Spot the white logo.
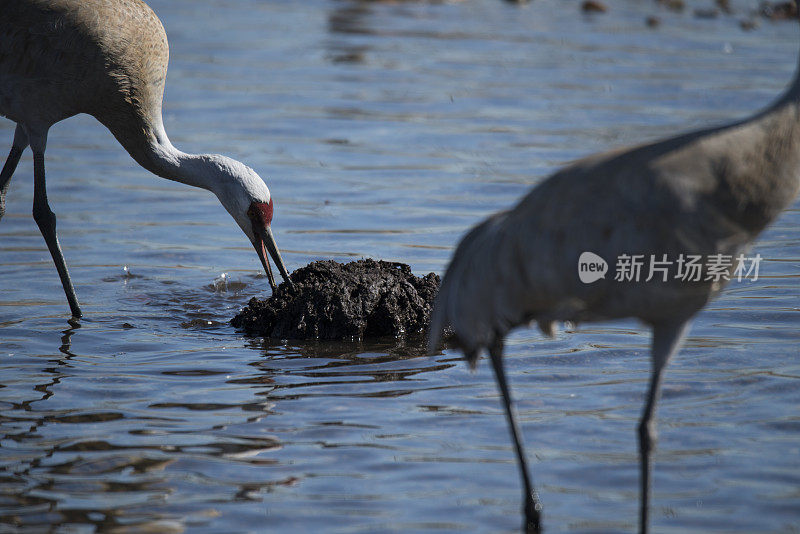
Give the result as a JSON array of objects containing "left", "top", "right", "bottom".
[{"left": 578, "top": 252, "right": 608, "bottom": 283}]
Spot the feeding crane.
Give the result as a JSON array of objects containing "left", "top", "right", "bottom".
[{"left": 0, "top": 0, "right": 293, "bottom": 318}]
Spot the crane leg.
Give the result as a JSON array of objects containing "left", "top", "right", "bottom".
[
  {"left": 637, "top": 320, "right": 690, "bottom": 534},
  {"left": 0, "top": 125, "right": 29, "bottom": 221},
  {"left": 488, "top": 338, "right": 543, "bottom": 533},
  {"left": 31, "top": 148, "right": 82, "bottom": 318}
]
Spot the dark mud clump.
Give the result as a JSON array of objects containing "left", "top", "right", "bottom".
[{"left": 231, "top": 259, "right": 440, "bottom": 340}]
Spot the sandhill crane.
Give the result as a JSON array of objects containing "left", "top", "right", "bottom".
[
  {"left": 429, "top": 14, "right": 800, "bottom": 534},
  {"left": 0, "top": 0, "right": 292, "bottom": 318}
]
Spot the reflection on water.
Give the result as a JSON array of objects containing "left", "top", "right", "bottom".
[
  {"left": 328, "top": 2, "right": 372, "bottom": 63},
  {"left": 1, "top": 0, "right": 799, "bottom": 532}
]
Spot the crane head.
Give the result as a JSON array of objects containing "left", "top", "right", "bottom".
[
  {"left": 246, "top": 198, "right": 293, "bottom": 292},
  {"left": 205, "top": 154, "right": 293, "bottom": 292}
]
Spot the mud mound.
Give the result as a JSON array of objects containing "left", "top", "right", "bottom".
[{"left": 231, "top": 259, "right": 440, "bottom": 340}]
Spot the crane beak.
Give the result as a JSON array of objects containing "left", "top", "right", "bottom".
[{"left": 253, "top": 225, "right": 293, "bottom": 292}]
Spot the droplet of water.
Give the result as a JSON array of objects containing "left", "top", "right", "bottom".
[
  {"left": 213, "top": 273, "right": 229, "bottom": 292},
  {"left": 122, "top": 265, "right": 134, "bottom": 282}
]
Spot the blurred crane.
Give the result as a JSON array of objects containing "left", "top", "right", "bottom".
[{"left": 430, "top": 14, "right": 800, "bottom": 534}]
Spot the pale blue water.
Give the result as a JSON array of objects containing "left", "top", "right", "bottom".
[{"left": 1, "top": 1, "right": 798, "bottom": 532}]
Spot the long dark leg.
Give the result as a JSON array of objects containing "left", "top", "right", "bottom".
[
  {"left": 638, "top": 320, "right": 690, "bottom": 534},
  {"left": 31, "top": 146, "right": 82, "bottom": 318},
  {"left": 488, "top": 338, "right": 542, "bottom": 533},
  {"left": 0, "top": 125, "right": 28, "bottom": 221}
]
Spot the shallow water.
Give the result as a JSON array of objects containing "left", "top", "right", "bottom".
[{"left": 1, "top": 0, "right": 799, "bottom": 532}]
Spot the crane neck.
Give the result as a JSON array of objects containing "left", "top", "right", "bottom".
[
  {"left": 111, "top": 120, "right": 223, "bottom": 195},
  {"left": 146, "top": 136, "right": 218, "bottom": 192},
  {"left": 742, "top": 22, "right": 800, "bottom": 129},
  {"left": 776, "top": 5, "right": 800, "bottom": 106}
]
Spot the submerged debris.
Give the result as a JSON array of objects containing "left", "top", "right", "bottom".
[
  {"left": 231, "top": 259, "right": 440, "bottom": 340},
  {"left": 657, "top": 0, "right": 685, "bottom": 12},
  {"left": 581, "top": 0, "right": 607, "bottom": 13},
  {"left": 760, "top": 0, "right": 797, "bottom": 19}
]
